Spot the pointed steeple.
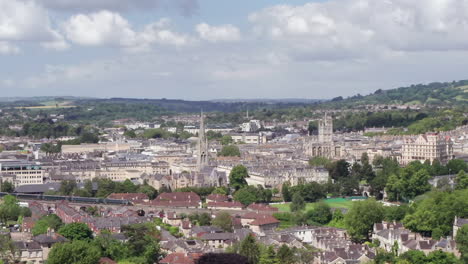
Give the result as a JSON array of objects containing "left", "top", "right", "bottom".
[{"left": 197, "top": 111, "right": 208, "bottom": 171}]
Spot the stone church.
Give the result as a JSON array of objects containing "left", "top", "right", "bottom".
[{"left": 304, "top": 113, "right": 342, "bottom": 159}]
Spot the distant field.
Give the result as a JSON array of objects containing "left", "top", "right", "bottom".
[
  {"left": 272, "top": 198, "right": 354, "bottom": 213},
  {"left": 456, "top": 85, "right": 468, "bottom": 92},
  {"left": 15, "top": 101, "right": 75, "bottom": 109}
]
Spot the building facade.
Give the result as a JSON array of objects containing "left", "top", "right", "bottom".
[{"left": 401, "top": 133, "right": 453, "bottom": 165}]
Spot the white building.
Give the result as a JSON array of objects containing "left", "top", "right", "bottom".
[{"left": 401, "top": 133, "right": 454, "bottom": 165}]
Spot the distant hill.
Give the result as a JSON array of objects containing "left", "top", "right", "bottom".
[{"left": 328, "top": 80, "right": 468, "bottom": 107}]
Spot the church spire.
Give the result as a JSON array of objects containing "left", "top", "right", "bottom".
[{"left": 197, "top": 111, "right": 208, "bottom": 171}]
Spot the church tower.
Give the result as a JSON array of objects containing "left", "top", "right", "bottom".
[
  {"left": 318, "top": 113, "right": 333, "bottom": 143},
  {"left": 197, "top": 111, "right": 208, "bottom": 171}
]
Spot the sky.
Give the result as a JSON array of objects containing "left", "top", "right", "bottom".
[{"left": 1, "top": 0, "right": 468, "bottom": 100}]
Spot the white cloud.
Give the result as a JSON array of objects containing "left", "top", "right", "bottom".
[
  {"left": 63, "top": 12, "right": 190, "bottom": 50},
  {"left": 0, "top": 0, "right": 65, "bottom": 43},
  {"left": 63, "top": 11, "right": 136, "bottom": 46},
  {"left": 196, "top": 23, "right": 241, "bottom": 43},
  {"left": 0, "top": 41, "right": 20, "bottom": 54},
  {"left": 249, "top": 0, "right": 468, "bottom": 61}
]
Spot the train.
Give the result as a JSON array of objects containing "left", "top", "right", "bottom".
[{"left": 0, "top": 192, "right": 131, "bottom": 205}]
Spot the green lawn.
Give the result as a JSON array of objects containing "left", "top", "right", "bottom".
[{"left": 272, "top": 198, "right": 354, "bottom": 213}]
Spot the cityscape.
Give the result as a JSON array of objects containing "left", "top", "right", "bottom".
[{"left": 1, "top": 1, "right": 468, "bottom": 264}]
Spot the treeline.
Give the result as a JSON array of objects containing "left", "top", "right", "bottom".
[{"left": 53, "top": 179, "right": 159, "bottom": 199}]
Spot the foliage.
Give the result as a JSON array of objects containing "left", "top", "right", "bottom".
[
  {"left": 154, "top": 218, "right": 182, "bottom": 237},
  {"left": 221, "top": 135, "right": 234, "bottom": 145},
  {"left": 277, "top": 245, "right": 295, "bottom": 264},
  {"left": 175, "top": 186, "right": 215, "bottom": 198},
  {"left": 58, "top": 223, "right": 93, "bottom": 241},
  {"left": 455, "top": 170, "right": 468, "bottom": 190},
  {"left": 219, "top": 145, "right": 241, "bottom": 157},
  {"left": 344, "top": 198, "right": 384, "bottom": 242},
  {"left": 289, "top": 182, "right": 327, "bottom": 203},
  {"left": 212, "top": 211, "right": 233, "bottom": 232},
  {"left": 233, "top": 185, "right": 272, "bottom": 206},
  {"left": 188, "top": 213, "right": 212, "bottom": 226},
  {"left": 290, "top": 192, "right": 305, "bottom": 212},
  {"left": 0, "top": 195, "right": 30, "bottom": 223},
  {"left": 282, "top": 182, "right": 292, "bottom": 202},
  {"left": 41, "top": 142, "right": 62, "bottom": 154},
  {"left": 229, "top": 165, "right": 249, "bottom": 191},
  {"left": 403, "top": 189, "right": 468, "bottom": 238},
  {"left": 0, "top": 181, "right": 14, "bottom": 193},
  {"left": 239, "top": 234, "right": 260, "bottom": 264},
  {"left": 121, "top": 223, "right": 161, "bottom": 264},
  {"left": 234, "top": 187, "right": 258, "bottom": 206},
  {"left": 32, "top": 214, "right": 64, "bottom": 236},
  {"left": 47, "top": 240, "right": 102, "bottom": 264},
  {"left": 304, "top": 202, "right": 332, "bottom": 225},
  {"left": 327, "top": 210, "right": 346, "bottom": 229},
  {"left": 456, "top": 224, "right": 468, "bottom": 263},
  {"left": 385, "top": 162, "right": 432, "bottom": 202},
  {"left": 259, "top": 246, "right": 280, "bottom": 264},
  {"left": 0, "top": 234, "right": 17, "bottom": 264}
]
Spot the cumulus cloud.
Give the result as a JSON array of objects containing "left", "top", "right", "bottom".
[
  {"left": 63, "top": 11, "right": 136, "bottom": 46},
  {"left": 249, "top": 0, "right": 468, "bottom": 61},
  {"left": 196, "top": 23, "right": 241, "bottom": 43},
  {"left": 63, "top": 12, "right": 190, "bottom": 50},
  {"left": 27, "top": 0, "right": 199, "bottom": 16},
  {"left": 0, "top": 0, "right": 66, "bottom": 43}
]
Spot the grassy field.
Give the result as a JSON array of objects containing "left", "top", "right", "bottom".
[
  {"left": 15, "top": 101, "right": 75, "bottom": 109},
  {"left": 272, "top": 198, "right": 354, "bottom": 213}
]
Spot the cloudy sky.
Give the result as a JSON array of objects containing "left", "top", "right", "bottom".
[{"left": 1, "top": 0, "right": 468, "bottom": 100}]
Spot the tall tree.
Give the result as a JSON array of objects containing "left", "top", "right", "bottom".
[
  {"left": 259, "top": 246, "right": 280, "bottom": 264},
  {"left": 239, "top": 234, "right": 260, "bottom": 264},
  {"left": 290, "top": 192, "right": 305, "bottom": 212},
  {"left": 344, "top": 199, "right": 384, "bottom": 242},
  {"left": 229, "top": 165, "right": 249, "bottom": 191},
  {"left": 455, "top": 170, "right": 468, "bottom": 190},
  {"left": 456, "top": 224, "right": 468, "bottom": 263},
  {"left": 282, "top": 182, "right": 292, "bottom": 202}
]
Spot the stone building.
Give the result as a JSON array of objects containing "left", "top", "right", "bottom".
[
  {"left": 401, "top": 133, "right": 454, "bottom": 165},
  {"left": 304, "top": 114, "right": 342, "bottom": 159}
]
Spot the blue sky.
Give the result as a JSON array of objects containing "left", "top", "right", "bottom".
[{"left": 1, "top": 0, "right": 468, "bottom": 99}]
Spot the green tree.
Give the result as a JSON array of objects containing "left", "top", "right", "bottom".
[
  {"left": 344, "top": 199, "right": 384, "bottom": 242},
  {"left": 32, "top": 214, "right": 63, "bottom": 236},
  {"left": 123, "top": 130, "right": 137, "bottom": 138},
  {"left": 47, "top": 240, "right": 101, "bottom": 264},
  {"left": 277, "top": 245, "right": 295, "bottom": 264},
  {"left": 398, "top": 250, "right": 427, "bottom": 264},
  {"left": 455, "top": 170, "right": 468, "bottom": 190},
  {"left": 0, "top": 195, "right": 22, "bottom": 222},
  {"left": 234, "top": 187, "right": 258, "bottom": 206},
  {"left": 282, "top": 182, "right": 292, "bottom": 202},
  {"left": 212, "top": 211, "right": 233, "bottom": 232},
  {"left": 447, "top": 159, "right": 467, "bottom": 175},
  {"left": 58, "top": 223, "right": 93, "bottom": 241},
  {"left": 456, "top": 224, "right": 468, "bottom": 263},
  {"left": 305, "top": 202, "right": 332, "bottom": 225},
  {"left": 426, "top": 250, "right": 460, "bottom": 264},
  {"left": 219, "top": 145, "right": 241, "bottom": 157},
  {"left": 309, "top": 156, "right": 331, "bottom": 167},
  {"left": 138, "top": 184, "right": 158, "bottom": 200},
  {"left": 290, "top": 192, "right": 305, "bottom": 212},
  {"left": 221, "top": 135, "right": 234, "bottom": 145},
  {"left": 0, "top": 181, "right": 14, "bottom": 193},
  {"left": 229, "top": 165, "right": 249, "bottom": 191},
  {"left": 239, "top": 234, "right": 260, "bottom": 264},
  {"left": 59, "top": 180, "right": 77, "bottom": 196},
  {"left": 259, "top": 246, "right": 280, "bottom": 264}
]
